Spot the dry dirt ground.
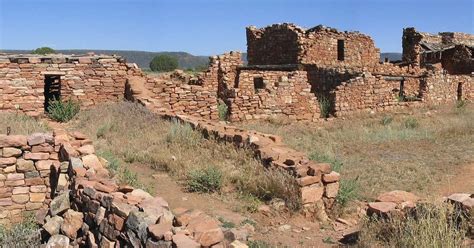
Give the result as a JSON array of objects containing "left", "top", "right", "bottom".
[{"left": 2, "top": 102, "right": 471, "bottom": 247}]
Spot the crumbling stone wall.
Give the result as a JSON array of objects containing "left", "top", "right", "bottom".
[
  {"left": 226, "top": 67, "right": 320, "bottom": 121},
  {"left": 247, "top": 23, "right": 380, "bottom": 68},
  {"left": 402, "top": 27, "right": 474, "bottom": 72},
  {"left": 331, "top": 73, "right": 426, "bottom": 116},
  {"left": 441, "top": 45, "right": 474, "bottom": 75},
  {"left": 424, "top": 71, "right": 473, "bottom": 104},
  {"left": 0, "top": 54, "right": 140, "bottom": 116},
  {"left": 0, "top": 133, "right": 61, "bottom": 225},
  {"left": 126, "top": 58, "right": 221, "bottom": 120}
]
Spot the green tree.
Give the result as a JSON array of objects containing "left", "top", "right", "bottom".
[
  {"left": 31, "top": 47, "right": 56, "bottom": 55},
  {"left": 149, "top": 54, "right": 179, "bottom": 72}
]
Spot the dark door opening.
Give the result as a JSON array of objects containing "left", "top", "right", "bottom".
[
  {"left": 337, "top": 39, "right": 345, "bottom": 61},
  {"left": 457, "top": 82, "right": 463, "bottom": 101},
  {"left": 399, "top": 79, "right": 405, "bottom": 100},
  {"left": 44, "top": 75, "right": 61, "bottom": 112}
]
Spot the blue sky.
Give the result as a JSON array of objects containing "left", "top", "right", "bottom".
[{"left": 0, "top": 0, "right": 472, "bottom": 55}]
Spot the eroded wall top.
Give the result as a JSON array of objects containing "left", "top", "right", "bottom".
[{"left": 246, "top": 23, "right": 380, "bottom": 68}]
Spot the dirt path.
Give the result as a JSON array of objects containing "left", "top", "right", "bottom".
[
  {"left": 438, "top": 163, "right": 474, "bottom": 196},
  {"left": 128, "top": 163, "right": 340, "bottom": 247}
]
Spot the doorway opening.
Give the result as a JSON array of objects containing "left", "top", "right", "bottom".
[
  {"left": 44, "top": 75, "right": 61, "bottom": 112},
  {"left": 457, "top": 82, "right": 463, "bottom": 101}
]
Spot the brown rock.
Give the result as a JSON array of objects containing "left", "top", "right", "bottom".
[
  {"left": 376, "top": 190, "right": 419, "bottom": 204},
  {"left": 24, "top": 152, "right": 50, "bottom": 160},
  {"left": 70, "top": 131, "right": 87, "bottom": 140},
  {"left": 35, "top": 160, "right": 53, "bottom": 170},
  {"left": 12, "top": 186, "right": 29, "bottom": 195},
  {"left": 325, "top": 182, "right": 340, "bottom": 198},
  {"left": 367, "top": 202, "right": 397, "bottom": 216},
  {"left": 308, "top": 162, "right": 331, "bottom": 175},
  {"left": 78, "top": 145, "right": 95, "bottom": 155},
  {"left": 172, "top": 233, "right": 200, "bottom": 248},
  {"left": 16, "top": 159, "right": 35, "bottom": 172},
  {"left": 82, "top": 154, "right": 103, "bottom": 170},
  {"left": 296, "top": 175, "right": 320, "bottom": 186},
  {"left": 301, "top": 184, "right": 324, "bottom": 204},
  {"left": 59, "top": 143, "right": 79, "bottom": 161},
  {"left": 27, "top": 133, "right": 46, "bottom": 146},
  {"left": 0, "top": 157, "right": 17, "bottom": 166},
  {"left": 148, "top": 222, "right": 173, "bottom": 240},
  {"left": 0, "top": 135, "right": 27, "bottom": 148},
  {"left": 61, "top": 209, "right": 84, "bottom": 239},
  {"left": 30, "top": 192, "right": 46, "bottom": 202},
  {"left": 322, "top": 171, "right": 340, "bottom": 183},
  {"left": 2, "top": 147, "right": 22, "bottom": 157},
  {"left": 7, "top": 173, "right": 24, "bottom": 181},
  {"left": 12, "top": 194, "right": 29, "bottom": 204}
]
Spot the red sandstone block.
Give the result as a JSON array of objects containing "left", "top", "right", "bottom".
[{"left": 24, "top": 152, "right": 50, "bottom": 160}]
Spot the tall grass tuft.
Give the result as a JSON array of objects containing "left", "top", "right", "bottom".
[
  {"left": 318, "top": 95, "right": 331, "bottom": 118},
  {"left": 217, "top": 102, "right": 229, "bottom": 121},
  {"left": 358, "top": 203, "right": 467, "bottom": 248}
]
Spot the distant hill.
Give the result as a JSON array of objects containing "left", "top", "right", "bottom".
[
  {"left": 0, "top": 49, "right": 210, "bottom": 70},
  {"left": 380, "top": 53, "right": 402, "bottom": 62}
]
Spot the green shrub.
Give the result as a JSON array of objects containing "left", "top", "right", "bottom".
[
  {"left": 217, "top": 102, "right": 228, "bottom": 121},
  {"left": 47, "top": 98, "right": 80, "bottom": 122},
  {"left": 0, "top": 214, "right": 40, "bottom": 247},
  {"left": 187, "top": 166, "right": 223, "bottom": 193},
  {"left": 31, "top": 47, "right": 56, "bottom": 55},
  {"left": 455, "top": 100, "right": 467, "bottom": 109},
  {"left": 380, "top": 115, "right": 393, "bottom": 126},
  {"left": 166, "top": 120, "right": 200, "bottom": 147},
  {"left": 404, "top": 117, "right": 419, "bottom": 129},
  {"left": 248, "top": 240, "right": 272, "bottom": 248},
  {"left": 149, "top": 54, "right": 179, "bottom": 72},
  {"left": 336, "top": 178, "right": 359, "bottom": 206},
  {"left": 318, "top": 95, "right": 331, "bottom": 118}
]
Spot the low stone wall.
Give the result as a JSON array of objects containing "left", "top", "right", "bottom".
[
  {"left": 0, "top": 130, "right": 237, "bottom": 247},
  {"left": 163, "top": 113, "right": 340, "bottom": 217},
  {"left": 424, "top": 72, "right": 473, "bottom": 104},
  {"left": 0, "top": 133, "right": 66, "bottom": 225}
]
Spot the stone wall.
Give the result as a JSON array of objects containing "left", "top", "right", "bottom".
[
  {"left": 126, "top": 55, "right": 226, "bottom": 120},
  {"left": 0, "top": 54, "right": 140, "bottom": 116},
  {"left": 0, "top": 133, "right": 60, "bottom": 225},
  {"left": 246, "top": 23, "right": 380, "bottom": 68},
  {"left": 332, "top": 73, "right": 425, "bottom": 116},
  {"left": 402, "top": 27, "right": 474, "bottom": 72},
  {"left": 424, "top": 72, "right": 473, "bottom": 104},
  {"left": 226, "top": 67, "right": 320, "bottom": 121}
]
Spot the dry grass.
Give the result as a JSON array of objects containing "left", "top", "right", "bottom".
[
  {"left": 0, "top": 113, "right": 50, "bottom": 135},
  {"left": 71, "top": 101, "right": 301, "bottom": 211},
  {"left": 239, "top": 104, "right": 474, "bottom": 200},
  {"left": 357, "top": 203, "right": 468, "bottom": 248}
]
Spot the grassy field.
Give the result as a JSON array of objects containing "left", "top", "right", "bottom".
[
  {"left": 0, "top": 113, "right": 50, "bottom": 135},
  {"left": 239, "top": 104, "right": 474, "bottom": 200},
  {"left": 70, "top": 102, "right": 301, "bottom": 211}
]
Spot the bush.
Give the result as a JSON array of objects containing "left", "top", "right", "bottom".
[
  {"left": 47, "top": 98, "right": 80, "bottom": 122},
  {"left": 31, "top": 47, "right": 56, "bottom": 55},
  {"left": 358, "top": 203, "right": 467, "bottom": 247},
  {"left": 318, "top": 95, "right": 331, "bottom": 118},
  {"left": 217, "top": 102, "right": 228, "bottom": 121},
  {"left": 187, "top": 166, "right": 223, "bottom": 193},
  {"left": 0, "top": 214, "right": 41, "bottom": 247},
  {"left": 404, "top": 117, "right": 419, "bottom": 129},
  {"left": 336, "top": 178, "right": 359, "bottom": 206},
  {"left": 149, "top": 55, "right": 179, "bottom": 72},
  {"left": 380, "top": 115, "right": 393, "bottom": 126}
]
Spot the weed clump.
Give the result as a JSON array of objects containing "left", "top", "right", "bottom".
[
  {"left": 0, "top": 214, "right": 40, "bottom": 247},
  {"left": 187, "top": 166, "right": 223, "bottom": 193},
  {"left": 380, "top": 115, "right": 393, "bottom": 126},
  {"left": 47, "top": 98, "right": 80, "bottom": 122},
  {"left": 336, "top": 178, "right": 359, "bottom": 206},
  {"left": 358, "top": 203, "right": 467, "bottom": 248},
  {"left": 404, "top": 117, "right": 419, "bottom": 129},
  {"left": 318, "top": 95, "right": 331, "bottom": 118},
  {"left": 217, "top": 102, "right": 228, "bottom": 121}
]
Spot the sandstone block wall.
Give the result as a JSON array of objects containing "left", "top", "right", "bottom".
[
  {"left": 246, "top": 23, "right": 380, "bottom": 68},
  {"left": 126, "top": 56, "right": 224, "bottom": 120},
  {"left": 0, "top": 54, "right": 140, "bottom": 116},
  {"left": 424, "top": 72, "right": 473, "bottom": 104},
  {"left": 0, "top": 132, "right": 75, "bottom": 225},
  {"left": 227, "top": 68, "right": 320, "bottom": 121},
  {"left": 331, "top": 73, "right": 424, "bottom": 116}
]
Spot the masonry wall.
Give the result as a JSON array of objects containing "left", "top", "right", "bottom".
[
  {"left": 246, "top": 24, "right": 380, "bottom": 68},
  {"left": 227, "top": 69, "right": 319, "bottom": 121},
  {"left": 0, "top": 55, "right": 138, "bottom": 116},
  {"left": 0, "top": 133, "right": 68, "bottom": 225},
  {"left": 424, "top": 72, "right": 473, "bottom": 104},
  {"left": 332, "top": 74, "right": 424, "bottom": 116},
  {"left": 441, "top": 45, "right": 474, "bottom": 75}
]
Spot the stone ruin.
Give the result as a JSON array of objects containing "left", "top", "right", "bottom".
[{"left": 0, "top": 22, "right": 473, "bottom": 246}]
